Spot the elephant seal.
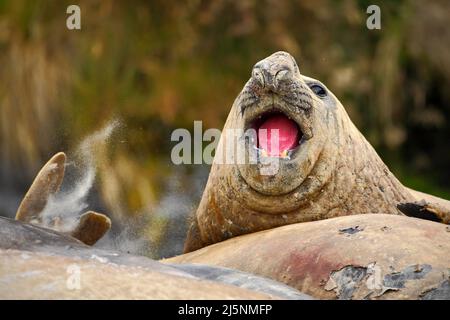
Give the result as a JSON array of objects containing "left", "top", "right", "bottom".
[
  {"left": 184, "top": 51, "right": 450, "bottom": 252},
  {"left": 0, "top": 216, "right": 311, "bottom": 300},
  {"left": 169, "top": 214, "right": 450, "bottom": 300}
]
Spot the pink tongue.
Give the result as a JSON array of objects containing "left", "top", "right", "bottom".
[{"left": 258, "top": 114, "right": 299, "bottom": 156}]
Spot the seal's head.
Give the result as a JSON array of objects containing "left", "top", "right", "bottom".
[
  {"left": 185, "top": 51, "right": 413, "bottom": 252},
  {"left": 234, "top": 51, "right": 338, "bottom": 205}
]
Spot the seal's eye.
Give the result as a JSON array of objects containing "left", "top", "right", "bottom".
[{"left": 309, "top": 84, "right": 327, "bottom": 98}]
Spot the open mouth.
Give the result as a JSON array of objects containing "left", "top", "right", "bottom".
[{"left": 248, "top": 111, "right": 303, "bottom": 159}]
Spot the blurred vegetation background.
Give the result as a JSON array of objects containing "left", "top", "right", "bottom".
[{"left": 1, "top": 0, "right": 449, "bottom": 258}]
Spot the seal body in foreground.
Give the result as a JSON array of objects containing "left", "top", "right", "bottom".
[
  {"left": 0, "top": 217, "right": 311, "bottom": 300},
  {"left": 184, "top": 51, "right": 450, "bottom": 252},
  {"left": 170, "top": 214, "right": 450, "bottom": 300}
]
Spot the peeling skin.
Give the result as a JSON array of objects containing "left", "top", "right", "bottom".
[
  {"left": 169, "top": 214, "right": 450, "bottom": 300},
  {"left": 420, "top": 280, "right": 450, "bottom": 300},
  {"left": 184, "top": 51, "right": 450, "bottom": 253},
  {"left": 325, "top": 266, "right": 367, "bottom": 300},
  {"left": 339, "top": 225, "right": 364, "bottom": 235},
  {"left": 383, "top": 264, "right": 432, "bottom": 289},
  {"left": 325, "top": 264, "right": 433, "bottom": 300}
]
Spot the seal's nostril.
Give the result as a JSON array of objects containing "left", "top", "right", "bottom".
[
  {"left": 275, "top": 69, "right": 290, "bottom": 87},
  {"left": 252, "top": 68, "right": 265, "bottom": 87}
]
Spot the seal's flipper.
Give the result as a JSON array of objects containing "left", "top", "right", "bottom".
[
  {"left": 15, "top": 152, "right": 66, "bottom": 223},
  {"left": 70, "top": 211, "right": 111, "bottom": 245},
  {"left": 398, "top": 188, "right": 450, "bottom": 224},
  {"left": 15, "top": 152, "right": 111, "bottom": 245}
]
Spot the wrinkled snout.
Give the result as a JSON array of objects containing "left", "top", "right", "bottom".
[{"left": 251, "top": 51, "right": 300, "bottom": 93}]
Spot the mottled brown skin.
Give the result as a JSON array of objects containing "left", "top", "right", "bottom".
[
  {"left": 171, "top": 214, "right": 450, "bottom": 300},
  {"left": 184, "top": 51, "right": 450, "bottom": 253}
]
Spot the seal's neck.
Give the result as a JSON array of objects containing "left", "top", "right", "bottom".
[
  {"left": 192, "top": 104, "right": 415, "bottom": 248},
  {"left": 321, "top": 111, "right": 413, "bottom": 217}
]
